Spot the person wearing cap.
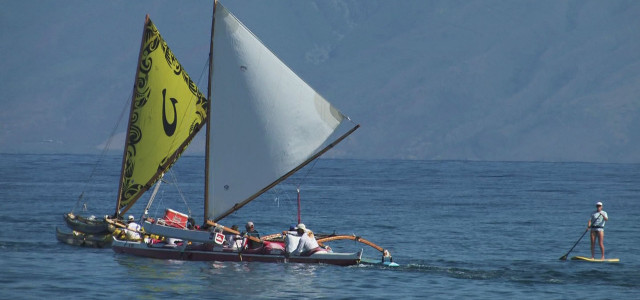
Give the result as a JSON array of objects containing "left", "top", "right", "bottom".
[
  {"left": 292, "top": 223, "right": 324, "bottom": 256},
  {"left": 283, "top": 224, "right": 302, "bottom": 256},
  {"left": 242, "top": 221, "right": 261, "bottom": 249},
  {"left": 587, "top": 202, "right": 609, "bottom": 259},
  {"left": 125, "top": 215, "right": 142, "bottom": 240}
]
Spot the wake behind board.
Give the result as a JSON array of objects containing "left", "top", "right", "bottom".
[{"left": 571, "top": 256, "right": 619, "bottom": 263}]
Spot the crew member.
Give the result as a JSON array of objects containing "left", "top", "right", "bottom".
[
  {"left": 587, "top": 201, "right": 609, "bottom": 259},
  {"left": 125, "top": 215, "right": 142, "bottom": 240},
  {"left": 293, "top": 224, "right": 324, "bottom": 256},
  {"left": 243, "top": 221, "right": 261, "bottom": 249},
  {"left": 284, "top": 224, "right": 301, "bottom": 256}
]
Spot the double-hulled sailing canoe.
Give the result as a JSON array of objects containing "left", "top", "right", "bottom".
[{"left": 106, "top": 0, "right": 393, "bottom": 266}]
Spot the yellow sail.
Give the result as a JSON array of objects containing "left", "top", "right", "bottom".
[{"left": 116, "top": 16, "right": 208, "bottom": 215}]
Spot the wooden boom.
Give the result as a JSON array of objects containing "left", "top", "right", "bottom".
[
  {"left": 206, "top": 220, "right": 262, "bottom": 244},
  {"left": 316, "top": 235, "right": 392, "bottom": 259}
]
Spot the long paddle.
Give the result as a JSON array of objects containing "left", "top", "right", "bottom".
[
  {"left": 559, "top": 213, "right": 601, "bottom": 260},
  {"left": 559, "top": 228, "right": 589, "bottom": 260}
]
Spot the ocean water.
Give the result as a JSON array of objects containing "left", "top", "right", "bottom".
[{"left": 1, "top": 153, "right": 639, "bottom": 299}]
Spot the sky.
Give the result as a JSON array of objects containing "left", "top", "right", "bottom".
[{"left": 2, "top": 0, "right": 639, "bottom": 163}]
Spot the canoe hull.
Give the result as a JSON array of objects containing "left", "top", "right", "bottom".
[
  {"left": 112, "top": 237, "right": 362, "bottom": 266},
  {"left": 64, "top": 213, "right": 111, "bottom": 234},
  {"left": 56, "top": 227, "right": 112, "bottom": 248}
]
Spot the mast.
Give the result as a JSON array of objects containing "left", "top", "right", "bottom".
[
  {"left": 204, "top": 0, "right": 217, "bottom": 221},
  {"left": 214, "top": 124, "right": 360, "bottom": 222},
  {"left": 114, "top": 15, "right": 150, "bottom": 218}
]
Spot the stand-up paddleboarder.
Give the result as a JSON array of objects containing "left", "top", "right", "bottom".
[{"left": 588, "top": 202, "right": 608, "bottom": 259}]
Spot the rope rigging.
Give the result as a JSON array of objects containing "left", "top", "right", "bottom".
[{"left": 72, "top": 91, "right": 131, "bottom": 214}]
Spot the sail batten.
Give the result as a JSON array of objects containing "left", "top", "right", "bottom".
[
  {"left": 116, "top": 17, "right": 208, "bottom": 216},
  {"left": 206, "top": 4, "right": 349, "bottom": 221}
]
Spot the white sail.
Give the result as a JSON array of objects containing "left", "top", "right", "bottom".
[{"left": 206, "top": 4, "right": 346, "bottom": 221}]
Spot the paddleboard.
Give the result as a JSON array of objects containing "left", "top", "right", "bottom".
[{"left": 571, "top": 256, "right": 619, "bottom": 263}]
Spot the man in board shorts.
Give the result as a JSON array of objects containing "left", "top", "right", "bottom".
[{"left": 587, "top": 201, "right": 608, "bottom": 259}]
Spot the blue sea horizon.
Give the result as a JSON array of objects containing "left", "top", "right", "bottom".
[{"left": 1, "top": 154, "right": 638, "bottom": 298}]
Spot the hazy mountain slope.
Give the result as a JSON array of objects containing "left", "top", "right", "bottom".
[
  {"left": 2, "top": 0, "right": 638, "bottom": 162},
  {"left": 310, "top": 0, "right": 640, "bottom": 162}
]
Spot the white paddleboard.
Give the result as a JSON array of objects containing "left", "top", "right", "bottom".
[{"left": 571, "top": 256, "right": 619, "bottom": 263}]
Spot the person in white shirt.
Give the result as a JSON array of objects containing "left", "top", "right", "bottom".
[
  {"left": 125, "top": 215, "right": 141, "bottom": 240},
  {"left": 284, "top": 225, "right": 301, "bottom": 256},
  {"left": 588, "top": 201, "right": 609, "bottom": 259},
  {"left": 292, "top": 223, "right": 323, "bottom": 256}
]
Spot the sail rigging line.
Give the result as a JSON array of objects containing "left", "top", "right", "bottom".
[
  {"left": 138, "top": 168, "right": 194, "bottom": 222},
  {"left": 147, "top": 186, "right": 172, "bottom": 224},
  {"left": 142, "top": 174, "right": 163, "bottom": 220},
  {"left": 294, "top": 155, "right": 321, "bottom": 189},
  {"left": 167, "top": 168, "right": 192, "bottom": 217},
  {"left": 71, "top": 84, "right": 132, "bottom": 215},
  {"left": 282, "top": 108, "right": 358, "bottom": 224},
  {"left": 213, "top": 123, "right": 361, "bottom": 222},
  {"left": 290, "top": 114, "right": 359, "bottom": 193},
  {"left": 292, "top": 154, "right": 321, "bottom": 224}
]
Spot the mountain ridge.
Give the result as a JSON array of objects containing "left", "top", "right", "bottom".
[{"left": 1, "top": 0, "right": 638, "bottom": 163}]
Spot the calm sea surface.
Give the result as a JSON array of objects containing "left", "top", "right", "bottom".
[{"left": 1, "top": 154, "right": 639, "bottom": 299}]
